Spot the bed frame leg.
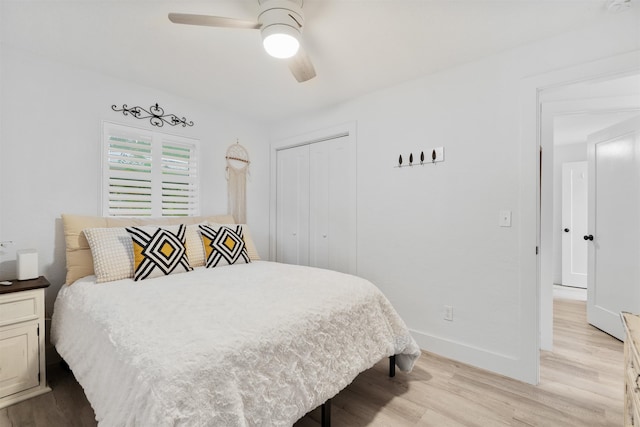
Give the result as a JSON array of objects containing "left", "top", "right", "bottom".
[
  {"left": 389, "top": 355, "right": 396, "bottom": 377},
  {"left": 321, "top": 398, "right": 331, "bottom": 427},
  {"left": 319, "top": 356, "right": 392, "bottom": 426}
]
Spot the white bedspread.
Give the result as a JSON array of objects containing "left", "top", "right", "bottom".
[{"left": 51, "top": 261, "right": 420, "bottom": 426}]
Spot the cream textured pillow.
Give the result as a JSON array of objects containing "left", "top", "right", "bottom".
[
  {"left": 83, "top": 227, "right": 134, "bottom": 283},
  {"left": 208, "top": 223, "right": 260, "bottom": 261},
  {"left": 185, "top": 223, "right": 207, "bottom": 268}
]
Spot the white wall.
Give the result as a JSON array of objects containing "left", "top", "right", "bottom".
[
  {"left": 267, "top": 11, "right": 640, "bottom": 382},
  {"left": 552, "top": 143, "right": 587, "bottom": 285},
  {"left": 0, "top": 47, "right": 271, "bottom": 320}
]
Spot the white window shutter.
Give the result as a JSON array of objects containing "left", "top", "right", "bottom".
[
  {"left": 102, "top": 122, "right": 200, "bottom": 217},
  {"left": 161, "top": 136, "right": 199, "bottom": 217}
]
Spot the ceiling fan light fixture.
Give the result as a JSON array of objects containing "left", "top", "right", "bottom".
[
  {"left": 169, "top": 0, "right": 315, "bottom": 82},
  {"left": 262, "top": 24, "right": 300, "bottom": 59}
]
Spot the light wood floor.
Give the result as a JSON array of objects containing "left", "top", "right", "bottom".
[{"left": 0, "top": 298, "right": 623, "bottom": 426}]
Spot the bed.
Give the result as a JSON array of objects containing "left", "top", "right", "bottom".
[{"left": 51, "top": 214, "right": 421, "bottom": 426}]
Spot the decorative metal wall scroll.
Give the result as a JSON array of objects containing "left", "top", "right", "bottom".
[
  {"left": 111, "top": 103, "right": 194, "bottom": 128},
  {"left": 396, "top": 148, "right": 444, "bottom": 168}
]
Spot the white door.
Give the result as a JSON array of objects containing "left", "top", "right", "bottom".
[
  {"left": 309, "top": 136, "right": 356, "bottom": 274},
  {"left": 561, "top": 161, "right": 588, "bottom": 288},
  {"left": 587, "top": 115, "right": 640, "bottom": 340},
  {"left": 276, "top": 144, "right": 310, "bottom": 266}
]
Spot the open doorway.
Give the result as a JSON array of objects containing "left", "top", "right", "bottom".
[{"left": 539, "top": 73, "right": 640, "bottom": 350}]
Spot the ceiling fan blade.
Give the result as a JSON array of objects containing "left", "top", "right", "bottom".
[
  {"left": 288, "top": 45, "right": 316, "bottom": 83},
  {"left": 168, "top": 13, "right": 261, "bottom": 30}
]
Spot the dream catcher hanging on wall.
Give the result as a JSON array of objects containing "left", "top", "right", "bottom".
[{"left": 225, "top": 140, "right": 250, "bottom": 224}]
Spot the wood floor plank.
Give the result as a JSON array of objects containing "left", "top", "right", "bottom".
[{"left": 0, "top": 297, "right": 624, "bottom": 426}]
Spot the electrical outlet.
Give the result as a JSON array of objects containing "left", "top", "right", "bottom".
[{"left": 444, "top": 305, "right": 453, "bottom": 321}]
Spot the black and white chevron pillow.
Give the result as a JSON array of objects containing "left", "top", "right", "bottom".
[
  {"left": 126, "top": 224, "right": 193, "bottom": 281},
  {"left": 199, "top": 224, "right": 250, "bottom": 268}
]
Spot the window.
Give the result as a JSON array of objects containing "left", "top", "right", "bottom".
[{"left": 102, "top": 122, "right": 200, "bottom": 217}]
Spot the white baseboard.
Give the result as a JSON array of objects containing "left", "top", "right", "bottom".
[{"left": 410, "top": 328, "right": 535, "bottom": 384}]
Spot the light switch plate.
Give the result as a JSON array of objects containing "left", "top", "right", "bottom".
[{"left": 499, "top": 210, "right": 512, "bottom": 227}]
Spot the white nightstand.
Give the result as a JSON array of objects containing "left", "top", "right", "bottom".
[{"left": 0, "top": 276, "right": 51, "bottom": 408}]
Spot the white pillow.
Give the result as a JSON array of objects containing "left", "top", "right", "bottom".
[{"left": 83, "top": 227, "right": 134, "bottom": 283}]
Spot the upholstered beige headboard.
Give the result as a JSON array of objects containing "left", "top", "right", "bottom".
[{"left": 61, "top": 214, "right": 254, "bottom": 285}]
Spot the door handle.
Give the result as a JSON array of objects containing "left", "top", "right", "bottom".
[
  {"left": 564, "top": 228, "right": 570, "bottom": 232},
  {"left": 583, "top": 235, "right": 594, "bottom": 241}
]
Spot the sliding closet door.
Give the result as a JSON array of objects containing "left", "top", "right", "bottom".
[
  {"left": 275, "top": 134, "right": 356, "bottom": 274},
  {"left": 309, "top": 136, "right": 355, "bottom": 274},
  {"left": 276, "top": 145, "right": 310, "bottom": 266}
]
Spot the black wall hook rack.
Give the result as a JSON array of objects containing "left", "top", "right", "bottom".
[{"left": 395, "top": 148, "right": 444, "bottom": 168}]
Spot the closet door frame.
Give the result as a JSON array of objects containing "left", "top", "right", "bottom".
[{"left": 269, "top": 122, "right": 357, "bottom": 274}]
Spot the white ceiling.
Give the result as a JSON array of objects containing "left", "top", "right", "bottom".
[
  {"left": 543, "top": 73, "right": 640, "bottom": 102},
  {"left": 0, "top": 0, "right": 631, "bottom": 123},
  {"left": 554, "top": 110, "right": 640, "bottom": 145},
  {"left": 547, "top": 73, "right": 640, "bottom": 144}
]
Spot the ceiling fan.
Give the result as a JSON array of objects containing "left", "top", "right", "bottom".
[{"left": 168, "top": 0, "right": 316, "bottom": 83}]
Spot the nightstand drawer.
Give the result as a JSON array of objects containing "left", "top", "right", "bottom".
[{"left": 0, "top": 291, "right": 40, "bottom": 327}]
